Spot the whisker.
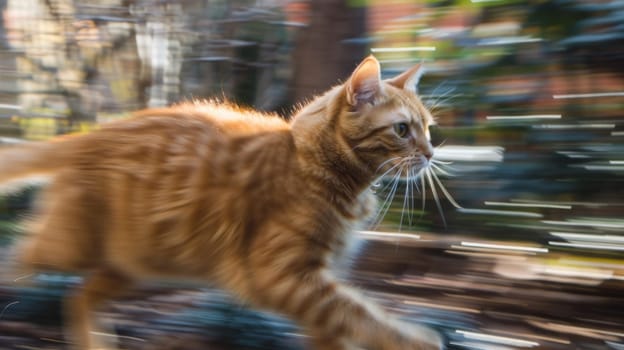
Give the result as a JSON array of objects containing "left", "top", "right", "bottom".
[
  {"left": 377, "top": 167, "right": 400, "bottom": 200},
  {"left": 427, "top": 86, "right": 458, "bottom": 112},
  {"left": 430, "top": 162, "right": 455, "bottom": 177},
  {"left": 425, "top": 167, "right": 447, "bottom": 227},
  {"left": 412, "top": 167, "right": 422, "bottom": 194},
  {"left": 382, "top": 171, "right": 403, "bottom": 227},
  {"left": 373, "top": 153, "right": 461, "bottom": 229},
  {"left": 372, "top": 162, "right": 404, "bottom": 196},
  {"left": 431, "top": 91, "right": 458, "bottom": 109},
  {"left": 425, "top": 87, "right": 458, "bottom": 114},
  {"left": 430, "top": 159, "right": 456, "bottom": 171},
  {"left": 377, "top": 167, "right": 403, "bottom": 194},
  {"left": 426, "top": 81, "right": 452, "bottom": 105},
  {"left": 371, "top": 169, "right": 402, "bottom": 228},
  {"left": 420, "top": 167, "right": 427, "bottom": 220},
  {"left": 399, "top": 164, "right": 410, "bottom": 232},
  {"left": 429, "top": 81, "right": 448, "bottom": 97},
  {"left": 375, "top": 156, "right": 402, "bottom": 175},
  {"left": 374, "top": 160, "right": 404, "bottom": 184},
  {"left": 0, "top": 301, "right": 19, "bottom": 320},
  {"left": 430, "top": 169, "right": 462, "bottom": 209},
  {"left": 408, "top": 166, "right": 416, "bottom": 227},
  {"left": 434, "top": 139, "right": 448, "bottom": 148},
  {"left": 402, "top": 162, "right": 419, "bottom": 229}
]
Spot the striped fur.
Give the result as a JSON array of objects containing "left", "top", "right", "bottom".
[{"left": 1, "top": 56, "right": 441, "bottom": 349}]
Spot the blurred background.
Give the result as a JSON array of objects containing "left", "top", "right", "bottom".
[{"left": 0, "top": 0, "right": 623, "bottom": 349}]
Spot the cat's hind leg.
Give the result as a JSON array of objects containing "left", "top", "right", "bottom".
[
  {"left": 15, "top": 180, "right": 105, "bottom": 272},
  {"left": 65, "top": 268, "right": 132, "bottom": 350}
]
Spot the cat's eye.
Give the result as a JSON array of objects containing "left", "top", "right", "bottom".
[{"left": 393, "top": 122, "right": 409, "bottom": 138}]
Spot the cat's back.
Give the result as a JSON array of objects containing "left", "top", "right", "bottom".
[
  {"left": 125, "top": 101, "right": 289, "bottom": 136},
  {"left": 75, "top": 101, "right": 291, "bottom": 168},
  {"left": 61, "top": 101, "right": 296, "bottom": 215}
]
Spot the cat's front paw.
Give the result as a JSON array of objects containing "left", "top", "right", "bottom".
[{"left": 401, "top": 324, "right": 444, "bottom": 350}]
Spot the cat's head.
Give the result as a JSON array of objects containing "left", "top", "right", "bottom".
[
  {"left": 340, "top": 55, "right": 435, "bottom": 179},
  {"left": 292, "top": 55, "right": 435, "bottom": 187}
]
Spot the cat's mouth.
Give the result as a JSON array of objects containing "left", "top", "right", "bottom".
[
  {"left": 371, "top": 151, "right": 462, "bottom": 228},
  {"left": 404, "top": 155, "right": 430, "bottom": 175},
  {"left": 373, "top": 155, "right": 428, "bottom": 181},
  {"left": 389, "top": 155, "right": 431, "bottom": 181}
]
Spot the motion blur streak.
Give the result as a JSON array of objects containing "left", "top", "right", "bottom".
[
  {"left": 460, "top": 241, "right": 548, "bottom": 254},
  {"left": 486, "top": 114, "right": 561, "bottom": 120},
  {"left": 404, "top": 300, "right": 481, "bottom": 314},
  {"left": 549, "top": 241, "right": 624, "bottom": 252},
  {"left": 480, "top": 328, "right": 571, "bottom": 345},
  {"left": 455, "top": 330, "right": 540, "bottom": 348},
  {"left": 553, "top": 92, "right": 624, "bottom": 99},
  {"left": 433, "top": 146, "right": 504, "bottom": 162},
  {"left": 533, "top": 123, "right": 615, "bottom": 129},
  {"left": 527, "top": 321, "right": 624, "bottom": 341},
  {"left": 485, "top": 201, "right": 572, "bottom": 210},
  {"left": 543, "top": 219, "right": 624, "bottom": 229},
  {"left": 370, "top": 46, "right": 436, "bottom": 53},
  {"left": 477, "top": 36, "right": 542, "bottom": 46},
  {"left": 458, "top": 208, "right": 543, "bottom": 218},
  {"left": 357, "top": 230, "right": 420, "bottom": 241},
  {"left": 550, "top": 232, "right": 624, "bottom": 244}
]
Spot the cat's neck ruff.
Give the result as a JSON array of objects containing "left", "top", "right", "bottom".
[{"left": 290, "top": 86, "right": 374, "bottom": 198}]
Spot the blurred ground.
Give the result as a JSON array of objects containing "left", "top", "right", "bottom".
[{"left": 1, "top": 231, "right": 622, "bottom": 349}]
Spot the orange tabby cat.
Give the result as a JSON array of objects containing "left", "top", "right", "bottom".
[{"left": 1, "top": 56, "right": 441, "bottom": 350}]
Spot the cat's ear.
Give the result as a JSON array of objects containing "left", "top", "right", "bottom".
[
  {"left": 387, "top": 62, "right": 424, "bottom": 93},
  {"left": 346, "top": 55, "right": 381, "bottom": 108}
]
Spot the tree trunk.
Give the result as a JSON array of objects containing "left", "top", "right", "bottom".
[{"left": 290, "top": 0, "right": 367, "bottom": 103}]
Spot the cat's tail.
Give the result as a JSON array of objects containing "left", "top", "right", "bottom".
[{"left": 0, "top": 138, "right": 73, "bottom": 190}]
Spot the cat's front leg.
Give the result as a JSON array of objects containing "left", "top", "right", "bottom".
[
  {"left": 251, "top": 268, "right": 442, "bottom": 350},
  {"left": 65, "top": 268, "right": 133, "bottom": 350},
  {"left": 309, "top": 333, "right": 364, "bottom": 350},
  {"left": 386, "top": 320, "right": 444, "bottom": 350},
  {"left": 310, "top": 282, "right": 443, "bottom": 350}
]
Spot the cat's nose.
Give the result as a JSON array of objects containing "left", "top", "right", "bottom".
[
  {"left": 423, "top": 149, "right": 433, "bottom": 161},
  {"left": 419, "top": 142, "right": 434, "bottom": 161}
]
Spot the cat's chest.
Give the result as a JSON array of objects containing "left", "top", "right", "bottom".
[
  {"left": 332, "top": 189, "right": 377, "bottom": 228},
  {"left": 324, "top": 189, "right": 377, "bottom": 254},
  {"left": 352, "top": 189, "right": 378, "bottom": 223}
]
